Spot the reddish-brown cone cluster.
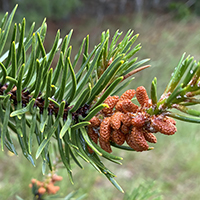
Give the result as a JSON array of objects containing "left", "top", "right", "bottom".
[
  {"left": 87, "top": 86, "right": 177, "bottom": 153},
  {"left": 29, "top": 173, "right": 63, "bottom": 198}
]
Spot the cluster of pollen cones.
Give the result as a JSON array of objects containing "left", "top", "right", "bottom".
[
  {"left": 87, "top": 86, "right": 177, "bottom": 153},
  {"left": 29, "top": 174, "right": 63, "bottom": 197}
]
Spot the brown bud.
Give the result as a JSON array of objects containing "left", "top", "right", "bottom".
[
  {"left": 102, "top": 96, "right": 119, "bottom": 115},
  {"left": 165, "top": 117, "right": 176, "bottom": 125},
  {"left": 115, "top": 100, "right": 123, "bottom": 112},
  {"left": 125, "top": 132, "right": 144, "bottom": 152},
  {"left": 54, "top": 186, "right": 60, "bottom": 193},
  {"left": 31, "top": 179, "right": 37, "bottom": 184},
  {"left": 100, "top": 117, "right": 111, "bottom": 142},
  {"left": 111, "top": 129, "right": 126, "bottom": 145},
  {"left": 151, "top": 116, "right": 177, "bottom": 135},
  {"left": 38, "top": 187, "right": 46, "bottom": 195},
  {"left": 36, "top": 181, "right": 43, "bottom": 187},
  {"left": 121, "top": 124, "right": 130, "bottom": 134},
  {"left": 121, "top": 99, "right": 138, "bottom": 113},
  {"left": 119, "top": 89, "right": 136, "bottom": 101},
  {"left": 52, "top": 174, "right": 63, "bottom": 182},
  {"left": 47, "top": 183, "right": 60, "bottom": 194},
  {"left": 121, "top": 113, "right": 132, "bottom": 126},
  {"left": 131, "top": 127, "right": 149, "bottom": 151},
  {"left": 89, "top": 116, "right": 101, "bottom": 127},
  {"left": 143, "top": 132, "right": 157, "bottom": 143},
  {"left": 88, "top": 127, "right": 99, "bottom": 144},
  {"left": 132, "top": 114, "right": 146, "bottom": 128},
  {"left": 136, "top": 86, "right": 149, "bottom": 107},
  {"left": 99, "top": 137, "right": 112, "bottom": 153},
  {"left": 87, "top": 126, "right": 99, "bottom": 153},
  {"left": 110, "top": 112, "right": 123, "bottom": 130}
]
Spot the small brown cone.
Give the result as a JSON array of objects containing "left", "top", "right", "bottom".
[
  {"left": 89, "top": 116, "right": 101, "bottom": 127},
  {"left": 121, "top": 124, "right": 130, "bottom": 134},
  {"left": 38, "top": 187, "right": 46, "bottom": 195},
  {"left": 47, "top": 183, "right": 60, "bottom": 194},
  {"left": 125, "top": 132, "right": 144, "bottom": 152},
  {"left": 119, "top": 89, "right": 136, "bottom": 101},
  {"left": 36, "top": 181, "right": 43, "bottom": 187},
  {"left": 88, "top": 127, "right": 98, "bottom": 144},
  {"left": 136, "top": 86, "right": 149, "bottom": 107},
  {"left": 102, "top": 96, "right": 119, "bottom": 115},
  {"left": 143, "top": 132, "right": 157, "bottom": 143},
  {"left": 121, "top": 113, "right": 132, "bottom": 126},
  {"left": 121, "top": 99, "right": 138, "bottom": 113},
  {"left": 87, "top": 126, "right": 99, "bottom": 153},
  {"left": 131, "top": 127, "right": 149, "bottom": 151},
  {"left": 165, "top": 117, "right": 176, "bottom": 125},
  {"left": 99, "top": 137, "right": 112, "bottom": 153},
  {"left": 111, "top": 129, "right": 126, "bottom": 145},
  {"left": 31, "top": 179, "right": 37, "bottom": 184},
  {"left": 151, "top": 116, "right": 177, "bottom": 135},
  {"left": 115, "top": 100, "right": 124, "bottom": 112},
  {"left": 100, "top": 117, "right": 111, "bottom": 142},
  {"left": 131, "top": 114, "right": 146, "bottom": 128},
  {"left": 110, "top": 112, "right": 123, "bottom": 130},
  {"left": 52, "top": 174, "right": 63, "bottom": 182}
]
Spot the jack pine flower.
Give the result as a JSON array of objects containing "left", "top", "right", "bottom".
[
  {"left": 87, "top": 126, "right": 99, "bottom": 153},
  {"left": 38, "top": 187, "right": 46, "bottom": 195},
  {"left": 31, "top": 179, "right": 37, "bottom": 184},
  {"left": 99, "top": 137, "right": 112, "bottom": 153},
  {"left": 36, "top": 181, "right": 43, "bottom": 187},
  {"left": 89, "top": 116, "right": 101, "bottom": 127},
  {"left": 87, "top": 85, "right": 178, "bottom": 153},
  {"left": 115, "top": 100, "right": 124, "bottom": 112},
  {"left": 121, "top": 113, "right": 132, "bottom": 126},
  {"left": 29, "top": 173, "right": 63, "bottom": 197},
  {"left": 102, "top": 95, "right": 119, "bottom": 115},
  {"left": 131, "top": 113, "right": 146, "bottom": 127},
  {"left": 131, "top": 127, "right": 149, "bottom": 151},
  {"left": 136, "top": 86, "right": 150, "bottom": 107},
  {"left": 52, "top": 174, "right": 63, "bottom": 182},
  {"left": 151, "top": 115, "right": 177, "bottom": 135},
  {"left": 88, "top": 126, "right": 99, "bottom": 143},
  {"left": 119, "top": 89, "right": 136, "bottom": 101},
  {"left": 121, "top": 99, "right": 138, "bottom": 113},
  {"left": 100, "top": 117, "right": 111, "bottom": 142},
  {"left": 125, "top": 131, "right": 144, "bottom": 152},
  {"left": 111, "top": 129, "right": 126, "bottom": 145},
  {"left": 121, "top": 124, "right": 130, "bottom": 134},
  {"left": 164, "top": 117, "right": 176, "bottom": 125},
  {"left": 47, "top": 182, "right": 60, "bottom": 194},
  {"left": 143, "top": 132, "right": 157, "bottom": 143},
  {"left": 110, "top": 112, "right": 123, "bottom": 130}
]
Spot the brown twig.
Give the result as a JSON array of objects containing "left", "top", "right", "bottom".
[{"left": 122, "top": 65, "right": 151, "bottom": 81}]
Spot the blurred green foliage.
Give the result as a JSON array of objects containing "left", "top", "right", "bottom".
[
  {"left": 11, "top": 0, "right": 81, "bottom": 25},
  {"left": 168, "top": 1, "right": 200, "bottom": 20},
  {"left": 169, "top": 2, "right": 191, "bottom": 19},
  {"left": 1, "top": 0, "right": 200, "bottom": 27},
  {"left": 194, "top": 0, "right": 200, "bottom": 16},
  {"left": 123, "top": 180, "right": 163, "bottom": 200}
]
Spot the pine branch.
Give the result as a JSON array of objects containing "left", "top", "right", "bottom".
[{"left": 1, "top": 5, "right": 200, "bottom": 192}]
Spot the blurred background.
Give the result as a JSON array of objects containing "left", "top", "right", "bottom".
[{"left": 1, "top": 0, "right": 200, "bottom": 199}]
